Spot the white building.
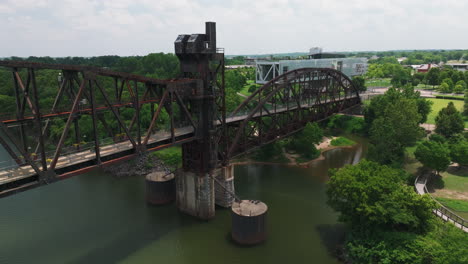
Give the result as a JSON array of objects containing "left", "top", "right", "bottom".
[{"left": 255, "top": 57, "right": 368, "bottom": 84}]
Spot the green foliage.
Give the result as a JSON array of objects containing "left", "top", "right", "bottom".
[
  {"left": 286, "top": 123, "right": 322, "bottom": 159},
  {"left": 435, "top": 102, "right": 465, "bottom": 138},
  {"left": 225, "top": 69, "right": 247, "bottom": 92},
  {"left": 425, "top": 67, "right": 440, "bottom": 87},
  {"left": 225, "top": 87, "right": 242, "bottom": 113},
  {"left": 326, "top": 115, "right": 366, "bottom": 135},
  {"left": 151, "top": 147, "right": 182, "bottom": 169},
  {"left": 428, "top": 133, "right": 446, "bottom": 144},
  {"left": 434, "top": 95, "right": 465, "bottom": 100},
  {"left": 330, "top": 137, "right": 355, "bottom": 147},
  {"left": 345, "top": 221, "right": 468, "bottom": 264},
  {"left": 390, "top": 66, "right": 412, "bottom": 87},
  {"left": 464, "top": 91, "right": 468, "bottom": 116},
  {"left": 435, "top": 197, "right": 468, "bottom": 212},
  {"left": 351, "top": 76, "right": 367, "bottom": 92},
  {"left": 414, "top": 140, "right": 451, "bottom": 174},
  {"left": 327, "top": 160, "right": 436, "bottom": 232},
  {"left": 366, "top": 88, "right": 425, "bottom": 165},
  {"left": 438, "top": 82, "right": 451, "bottom": 93},
  {"left": 450, "top": 140, "right": 468, "bottom": 166},
  {"left": 254, "top": 141, "right": 288, "bottom": 163}
]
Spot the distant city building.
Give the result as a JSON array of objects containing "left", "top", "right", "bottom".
[
  {"left": 226, "top": 65, "right": 255, "bottom": 69},
  {"left": 415, "top": 64, "right": 438, "bottom": 73},
  {"left": 446, "top": 63, "right": 468, "bottom": 72},
  {"left": 255, "top": 48, "right": 367, "bottom": 84},
  {"left": 397, "top": 57, "right": 407, "bottom": 64},
  {"left": 244, "top": 58, "right": 256, "bottom": 65}
]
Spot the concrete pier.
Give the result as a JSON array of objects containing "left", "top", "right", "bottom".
[
  {"left": 175, "top": 170, "right": 215, "bottom": 220},
  {"left": 145, "top": 171, "right": 175, "bottom": 205},
  {"left": 214, "top": 165, "right": 235, "bottom": 208},
  {"left": 231, "top": 200, "right": 268, "bottom": 245}
]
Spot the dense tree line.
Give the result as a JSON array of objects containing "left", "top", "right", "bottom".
[{"left": 327, "top": 80, "right": 468, "bottom": 263}]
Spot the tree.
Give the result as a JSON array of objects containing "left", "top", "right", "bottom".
[
  {"left": 351, "top": 76, "right": 366, "bottom": 92},
  {"left": 414, "top": 141, "right": 451, "bottom": 175},
  {"left": 454, "top": 84, "right": 464, "bottom": 94},
  {"left": 287, "top": 122, "right": 322, "bottom": 159},
  {"left": 366, "top": 93, "right": 424, "bottom": 165},
  {"left": 425, "top": 67, "right": 440, "bottom": 88},
  {"left": 435, "top": 102, "right": 465, "bottom": 138},
  {"left": 464, "top": 91, "right": 468, "bottom": 116},
  {"left": 390, "top": 66, "right": 412, "bottom": 87},
  {"left": 450, "top": 140, "right": 468, "bottom": 167},
  {"left": 438, "top": 82, "right": 451, "bottom": 93},
  {"left": 441, "top": 78, "right": 454, "bottom": 92},
  {"left": 455, "top": 80, "right": 467, "bottom": 90},
  {"left": 327, "top": 160, "right": 435, "bottom": 232}
]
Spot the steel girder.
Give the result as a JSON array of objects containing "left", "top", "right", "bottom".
[
  {"left": 224, "top": 68, "right": 361, "bottom": 160},
  {"left": 0, "top": 61, "right": 200, "bottom": 184}
]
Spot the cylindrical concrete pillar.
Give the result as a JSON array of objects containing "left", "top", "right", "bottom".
[
  {"left": 146, "top": 171, "right": 175, "bottom": 205},
  {"left": 231, "top": 200, "right": 268, "bottom": 245}
]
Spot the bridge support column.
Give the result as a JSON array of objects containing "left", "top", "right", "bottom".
[
  {"left": 175, "top": 170, "right": 215, "bottom": 220},
  {"left": 214, "top": 165, "right": 235, "bottom": 208}
]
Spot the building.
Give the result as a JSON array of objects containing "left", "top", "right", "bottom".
[
  {"left": 416, "top": 64, "right": 438, "bottom": 73},
  {"left": 255, "top": 48, "right": 367, "bottom": 84},
  {"left": 446, "top": 63, "right": 468, "bottom": 72}
]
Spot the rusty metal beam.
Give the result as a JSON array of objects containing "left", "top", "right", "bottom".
[{"left": 49, "top": 78, "right": 86, "bottom": 170}]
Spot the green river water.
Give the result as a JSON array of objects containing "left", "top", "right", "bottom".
[{"left": 0, "top": 138, "right": 366, "bottom": 264}]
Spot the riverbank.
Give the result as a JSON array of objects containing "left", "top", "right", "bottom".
[
  {"left": 103, "top": 153, "right": 171, "bottom": 178},
  {"left": 231, "top": 136, "right": 357, "bottom": 168}
]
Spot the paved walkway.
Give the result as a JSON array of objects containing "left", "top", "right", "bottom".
[
  {"left": 0, "top": 126, "right": 194, "bottom": 185},
  {"left": 414, "top": 175, "right": 468, "bottom": 233}
]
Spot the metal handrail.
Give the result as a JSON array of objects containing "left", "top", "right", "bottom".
[{"left": 415, "top": 174, "right": 467, "bottom": 231}]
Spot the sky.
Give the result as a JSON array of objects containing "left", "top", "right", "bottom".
[{"left": 0, "top": 0, "right": 467, "bottom": 57}]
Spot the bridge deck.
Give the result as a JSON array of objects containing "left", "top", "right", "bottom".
[
  {"left": 0, "top": 126, "right": 194, "bottom": 186},
  {"left": 0, "top": 96, "right": 358, "bottom": 193}
]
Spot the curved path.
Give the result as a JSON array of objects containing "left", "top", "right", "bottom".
[{"left": 414, "top": 175, "right": 468, "bottom": 233}]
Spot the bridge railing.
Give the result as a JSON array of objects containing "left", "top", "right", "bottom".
[{"left": 423, "top": 184, "right": 467, "bottom": 230}]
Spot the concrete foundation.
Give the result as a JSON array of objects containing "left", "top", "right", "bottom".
[
  {"left": 175, "top": 170, "right": 215, "bottom": 220},
  {"left": 146, "top": 171, "right": 175, "bottom": 205},
  {"left": 214, "top": 165, "right": 235, "bottom": 208}
]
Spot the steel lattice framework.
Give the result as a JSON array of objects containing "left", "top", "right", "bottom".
[
  {"left": 0, "top": 60, "right": 201, "bottom": 193},
  {"left": 223, "top": 67, "right": 360, "bottom": 160}
]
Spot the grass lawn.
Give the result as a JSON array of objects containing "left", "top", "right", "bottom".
[
  {"left": 239, "top": 80, "right": 259, "bottom": 96},
  {"left": 330, "top": 136, "right": 356, "bottom": 147},
  {"left": 150, "top": 146, "right": 182, "bottom": 168},
  {"left": 438, "top": 167, "right": 468, "bottom": 193},
  {"left": 426, "top": 98, "right": 468, "bottom": 128},
  {"left": 365, "top": 78, "right": 391, "bottom": 87},
  {"left": 436, "top": 197, "right": 468, "bottom": 219},
  {"left": 415, "top": 83, "right": 438, "bottom": 90},
  {"left": 435, "top": 197, "right": 468, "bottom": 212},
  {"left": 405, "top": 145, "right": 468, "bottom": 217}
]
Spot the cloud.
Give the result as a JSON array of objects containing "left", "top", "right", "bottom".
[{"left": 0, "top": 0, "right": 466, "bottom": 57}]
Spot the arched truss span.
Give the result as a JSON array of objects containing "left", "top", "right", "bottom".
[{"left": 223, "top": 67, "right": 361, "bottom": 160}]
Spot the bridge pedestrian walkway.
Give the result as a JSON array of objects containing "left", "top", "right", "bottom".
[
  {"left": 414, "top": 175, "right": 468, "bottom": 233},
  {"left": 0, "top": 126, "right": 194, "bottom": 185}
]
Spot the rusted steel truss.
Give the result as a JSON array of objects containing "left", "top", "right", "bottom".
[
  {"left": 224, "top": 67, "right": 361, "bottom": 160},
  {"left": 0, "top": 60, "right": 360, "bottom": 197},
  {"left": 0, "top": 61, "right": 200, "bottom": 184}
]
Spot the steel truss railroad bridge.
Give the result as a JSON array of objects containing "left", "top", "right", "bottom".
[{"left": 0, "top": 22, "right": 360, "bottom": 219}]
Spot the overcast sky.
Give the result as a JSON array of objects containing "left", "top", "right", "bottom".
[{"left": 0, "top": 0, "right": 466, "bottom": 57}]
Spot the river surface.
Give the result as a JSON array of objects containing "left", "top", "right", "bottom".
[{"left": 0, "top": 137, "right": 366, "bottom": 264}]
